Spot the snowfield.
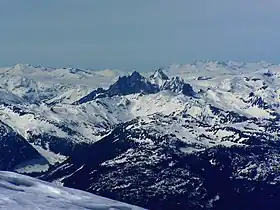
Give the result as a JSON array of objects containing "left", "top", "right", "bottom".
[
  {"left": 0, "top": 171, "right": 145, "bottom": 210},
  {"left": 0, "top": 64, "right": 120, "bottom": 104}
]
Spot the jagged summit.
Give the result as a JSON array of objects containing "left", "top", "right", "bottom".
[
  {"left": 75, "top": 71, "right": 159, "bottom": 104},
  {"left": 75, "top": 70, "right": 196, "bottom": 104},
  {"left": 107, "top": 71, "right": 158, "bottom": 96},
  {"left": 130, "top": 71, "right": 142, "bottom": 78},
  {"left": 149, "top": 68, "right": 169, "bottom": 87},
  {"left": 150, "top": 68, "right": 169, "bottom": 80},
  {"left": 161, "top": 76, "right": 195, "bottom": 96}
]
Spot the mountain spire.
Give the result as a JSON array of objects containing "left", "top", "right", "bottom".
[{"left": 149, "top": 68, "right": 169, "bottom": 88}]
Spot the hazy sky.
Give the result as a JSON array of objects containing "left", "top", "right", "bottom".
[{"left": 0, "top": 0, "right": 280, "bottom": 71}]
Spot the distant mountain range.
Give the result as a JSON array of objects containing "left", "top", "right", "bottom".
[{"left": 0, "top": 61, "right": 280, "bottom": 209}]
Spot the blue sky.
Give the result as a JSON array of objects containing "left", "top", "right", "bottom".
[{"left": 0, "top": 0, "right": 279, "bottom": 71}]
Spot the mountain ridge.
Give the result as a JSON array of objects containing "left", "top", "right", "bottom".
[{"left": 0, "top": 61, "right": 280, "bottom": 209}]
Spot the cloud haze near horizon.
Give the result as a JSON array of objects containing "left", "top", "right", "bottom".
[{"left": 0, "top": 0, "right": 279, "bottom": 71}]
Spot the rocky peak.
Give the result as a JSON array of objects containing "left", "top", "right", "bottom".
[
  {"left": 161, "top": 76, "right": 195, "bottom": 96},
  {"left": 106, "top": 71, "right": 158, "bottom": 97},
  {"left": 149, "top": 68, "right": 169, "bottom": 88}
]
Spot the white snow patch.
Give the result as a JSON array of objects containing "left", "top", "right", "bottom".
[
  {"left": 245, "top": 106, "right": 271, "bottom": 118},
  {"left": 0, "top": 171, "right": 145, "bottom": 210}
]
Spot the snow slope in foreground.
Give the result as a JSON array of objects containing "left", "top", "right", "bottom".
[{"left": 0, "top": 171, "right": 145, "bottom": 210}]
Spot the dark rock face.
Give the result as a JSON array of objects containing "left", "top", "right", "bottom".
[
  {"left": 161, "top": 77, "right": 196, "bottom": 97},
  {"left": 75, "top": 72, "right": 159, "bottom": 104},
  {"left": 73, "top": 87, "right": 105, "bottom": 105},
  {"left": 208, "top": 105, "right": 249, "bottom": 124},
  {"left": 75, "top": 71, "right": 196, "bottom": 104},
  {"left": 250, "top": 96, "right": 271, "bottom": 109},
  {"left": 182, "top": 83, "right": 196, "bottom": 96},
  {"left": 28, "top": 133, "right": 76, "bottom": 157},
  {"left": 197, "top": 76, "right": 212, "bottom": 80},
  {"left": 0, "top": 121, "right": 45, "bottom": 170},
  {"left": 106, "top": 72, "right": 158, "bottom": 97}
]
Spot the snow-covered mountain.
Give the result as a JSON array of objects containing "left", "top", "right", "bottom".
[
  {"left": 149, "top": 68, "right": 169, "bottom": 87},
  {"left": 0, "top": 64, "right": 119, "bottom": 104},
  {"left": 0, "top": 171, "right": 144, "bottom": 210},
  {"left": 0, "top": 61, "right": 280, "bottom": 209}
]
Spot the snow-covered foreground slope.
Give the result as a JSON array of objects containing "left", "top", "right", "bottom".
[{"left": 0, "top": 171, "right": 145, "bottom": 210}]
